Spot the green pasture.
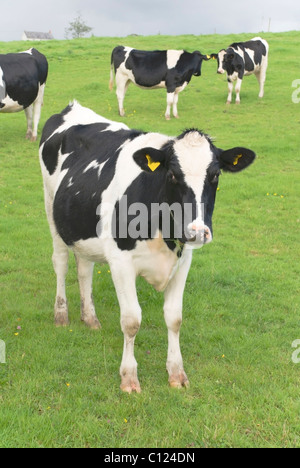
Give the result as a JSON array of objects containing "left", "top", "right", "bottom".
[{"left": 0, "top": 31, "right": 299, "bottom": 448}]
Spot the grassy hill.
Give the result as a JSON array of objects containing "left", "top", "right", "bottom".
[{"left": 0, "top": 31, "right": 299, "bottom": 448}]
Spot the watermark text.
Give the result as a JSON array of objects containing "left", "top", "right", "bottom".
[
  {"left": 0, "top": 340, "right": 6, "bottom": 364},
  {"left": 292, "top": 79, "right": 300, "bottom": 104}
]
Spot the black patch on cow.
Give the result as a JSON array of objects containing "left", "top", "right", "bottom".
[
  {"left": 111, "top": 46, "right": 127, "bottom": 72},
  {"left": 53, "top": 125, "right": 144, "bottom": 246},
  {"left": 125, "top": 49, "right": 168, "bottom": 88},
  {"left": 0, "top": 48, "right": 48, "bottom": 109}
]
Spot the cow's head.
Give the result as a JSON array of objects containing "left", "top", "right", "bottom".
[
  {"left": 211, "top": 50, "right": 227, "bottom": 74},
  {"left": 192, "top": 51, "right": 212, "bottom": 76},
  {"left": 133, "top": 130, "right": 256, "bottom": 248},
  {"left": 211, "top": 48, "right": 244, "bottom": 76}
]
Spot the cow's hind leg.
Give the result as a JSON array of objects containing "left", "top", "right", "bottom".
[
  {"left": 52, "top": 236, "right": 70, "bottom": 326},
  {"left": 31, "top": 84, "right": 45, "bottom": 141},
  {"left": 24, "top": 105, "right": 33, "bottom": 140},
  {"left": 116, "top": 73, "right": 129, "bottom": 117},
  {"left": 75, "top": 255, "right": 101, "bottom": 329},
  {"left": 256, "top": 66, "right": 267, "bottom": 99},
  {"left": 110, "top": 259, "right": 142, "bottom": 393}
]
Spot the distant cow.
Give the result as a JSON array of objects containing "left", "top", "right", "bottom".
[
  {"left": 212, "top": 37, "right": 269, "bottom": 104},
  {"left": 40, "top": 101, "right": 256, "bottom": 393},
  {"left": 0, "top": 48, "right": 48, "bottom": 141},
  {"left": 109, "top": 46, "right": 211, "bottom": 119}
]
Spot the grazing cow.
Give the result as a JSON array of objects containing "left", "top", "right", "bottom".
[
  {"left": 109, "top": 46, "right": 211, "bottom": 120},
  {"left": 39, "top": 101, "right": 256, "bottom": 393},
  {"left": 0, "top": 48, "right": 48, "bottom": 141},
  {"left": 212, "top": 37, "right": 269, "bottom": 104}
]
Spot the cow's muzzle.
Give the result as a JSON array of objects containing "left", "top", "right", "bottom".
[{"left": 186, "top": 223, "right": 212, "bottom": 247}]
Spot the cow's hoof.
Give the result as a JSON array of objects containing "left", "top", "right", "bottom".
[
  {"left": 169, "top": 372, "right": 189, "bottom": 389},
  {"left": 226, "top": 101, "right": 231, "bottom": 105},
  {"left": 55, "top": 298, "right": 69, "bottom": 326},
  {"left": 120, "top": 376, "right": 141, "bottom": 394},
  {"left": 82, "top": 316, "right": 101, "bottom": 330},
  {"left": 165, "top": 115, "right": 171, "bottom": 121},
  {"left": 55, "top": 311, "right": 69, "bottom": 327}
]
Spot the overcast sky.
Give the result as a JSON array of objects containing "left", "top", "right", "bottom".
[{"left": 0, "top": 0, "right": 299, "bottom": 42}]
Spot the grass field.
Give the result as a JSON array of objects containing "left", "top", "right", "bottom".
[{"left": 0, "top": 31, "right": 299, "bottom": 448}]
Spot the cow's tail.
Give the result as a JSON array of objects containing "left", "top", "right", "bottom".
[{"left": 109, "top": 56, "right": 114, "bottom": 91}]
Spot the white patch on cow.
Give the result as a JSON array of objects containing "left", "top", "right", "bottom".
[
  {"left": 20, "top": 48, "right": 33, "bottom": 55},
  {"left": 46, "top": 101, "right": 128, "bottom": 141},
  {"left": 167, "top": 50, "right": 184, "bottom": 69},
  {"left": 84, "top": 160, "right": 99, "bottom": 173},
  {"left": 173, "top": 132, "right": 213, "bottom": 228},
  {"left": 84, "top": 159, "right": 108, "bottom": 179},
  {"left": 67, "top": 177, "right": 74, "bottom": 188},
  {"left": 0, "top": 95, "right": 23, "bottom": 113}
]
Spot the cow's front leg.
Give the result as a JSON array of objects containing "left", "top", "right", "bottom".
[
  {"left": 52, "top": 236, "right": 70, "bottom": 327},
  {"left": 172, "top": 91, "right": 180, "bottom": 119},
  {"left": 235, "top": 78, "right": 243, "bottom": 104},
  {"left": 226, "top": 80, "right": 234, "bottom": 104},
  {"left": 110, "top": 260, "right": 142, "bottom": 393},
  {"left": 163, "top": 249, "right": 192, "bottom": 388},
  {"left": 165, "top": 92, "right": 175, "bottom": 120}
]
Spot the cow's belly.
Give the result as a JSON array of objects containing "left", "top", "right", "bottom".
[
  {"left": 0, "top": 95, "right": 24, "bottom": 113},
  {"left": 73, "top": 235, "right": 180, "bottom": 292},
  {"left": 136, "top": 81, "right": 166, "bottom": 90}
]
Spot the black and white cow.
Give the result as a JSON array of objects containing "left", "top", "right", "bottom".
[
  {"left": 109, "top": 46, "right": 211, "bottom": 120},
  {"left": 39, "top": 101, "right": 256, "bottom": 393},
  {"left": 212, "top": 37, "right": 269, "bottom": 104},
  {"left": 0, "top": 48, "right": 48, "bottom": 141}
]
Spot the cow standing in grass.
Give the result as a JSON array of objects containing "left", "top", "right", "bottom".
[
  {"left": 212, "top": 37, "right": 269, "bottom": 104},
  {"left": 39, "top": 101, "right": 256, "bottom": 393},
  {"left": 0, "top": 48, "right": 48, "bottom": 141},
  {"left": 109, "top": 46, "right": 211, "bottom": 120}
]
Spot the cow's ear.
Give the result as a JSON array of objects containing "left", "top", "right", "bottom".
[
  {"left": 218, "top": 147, "right": 256, "bottom": 173},
  {"left": 133, "top": 147, "right": 166, "bottom": 173},
  {"left": 202, "top": 54, "right": 212, "bottom": 61}
]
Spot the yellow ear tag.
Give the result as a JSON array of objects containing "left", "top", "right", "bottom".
[
  {"left": 206, "top": 55, "right": 211, "bottom": 59},
  {"left": 233, "top": 154, "right": 243, "bottom": 166},
  {"left": 146, "top": 154, "right": 161, "bottom": 172}
]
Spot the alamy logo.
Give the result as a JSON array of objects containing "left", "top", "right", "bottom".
[
  {"left": 292, "top": 79, "right": 300, "bottom": 104},
  {"left": 0, "top": 340, "right": 6, "bottom": 364},
  {"left": 291, "top": 339, "right": 300, "bottom": 364}
]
